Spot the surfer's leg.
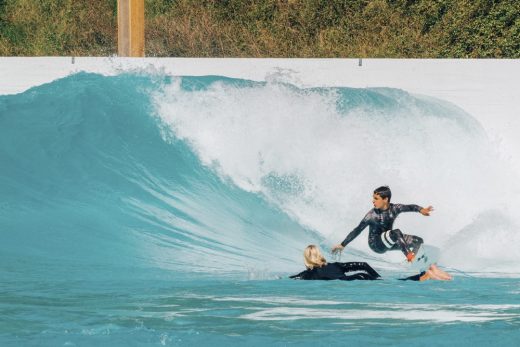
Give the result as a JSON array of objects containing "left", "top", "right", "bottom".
[
  {"left": 399, "top": 265, "right": 452, "bottom": 282},
  {"left": 404, "top": 269, "right": 437, "bottom": 281},
  {"left": 385, "top": 229, "right": 424, "bottom": 261},
  {"left": 424, "top": 268, "right": 445, "bottom": 280},
  {"left": 387, "top": 229, "right": 424, "bottom": 255},
  {"left": 382, "top": 229, "right": 410, "bottom": 257},
  {"left": 418, "top": 265, "right": 452, "bottom": 281},
  {"left": 360, "top": 262, "right": 381, "bottom": 278},
  {"left": 403, "top": 234, "right": 424, "bottom": 254},
  {"left": 398, "top": 271, "right": 434, "bottom": 281},
  {"left": 399, "top": 271, "right": 426, "bottom": 281},
  {"left": 368, "top": 236, "right": 390, "bottom": 254}
]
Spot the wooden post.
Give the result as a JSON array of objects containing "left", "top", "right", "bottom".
[{"left": 117, "top": 0, "right": 145, "bottom": 57}]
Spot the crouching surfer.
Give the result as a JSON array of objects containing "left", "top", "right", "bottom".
[{"left": 331, "top": 186, "right": 432, "bottom": 262}]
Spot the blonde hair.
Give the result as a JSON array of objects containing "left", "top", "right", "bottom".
[{"left": 304, "top": 245, "right": 327, "bottom": 269}]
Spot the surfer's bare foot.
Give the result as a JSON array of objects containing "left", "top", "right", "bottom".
[
  {"left": 419, "top": 271, "right": 431, "bottom": 281},
  {"left": 422, "top": 269, "right": 445, "bottom": 280},
  {"left": 430, "top": 264, "right": 452, "bottom": 280}
]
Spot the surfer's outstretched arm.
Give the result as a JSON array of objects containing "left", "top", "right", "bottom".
[
  {"left": 419, "top": 206, "right": 434, "bottom": 216},
  {"left": 332, "top": 213, "right": 370, "bottom": 253},
  {"left": 289, "top": 270, "right": 309, "bottom": 280},
  {"left": 395, "top": 203, "right": 434, "bottom": 216}
]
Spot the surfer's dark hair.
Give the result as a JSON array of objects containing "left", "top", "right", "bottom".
[{"left": 374, "top": 186, "right": 391, "bottom": 202}]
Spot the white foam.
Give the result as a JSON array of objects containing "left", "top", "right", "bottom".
[
  {"left": 2, "top": 58, "right": 520, "bottom": 177},
  {"left": 240, "top": 306, "right": 517, "bottom": 323}
]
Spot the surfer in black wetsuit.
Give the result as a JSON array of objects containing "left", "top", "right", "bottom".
[
  {"left": 331, "top": 186, "right": 434, "bottom": 262},
  {"left": 290, "top": 245, "right": 452, "bottom": 282},
  {"left": 289, "top": 245, "right": 381, "bottom": 281}
]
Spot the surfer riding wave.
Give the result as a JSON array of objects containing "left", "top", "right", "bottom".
[{"left": 332, "top": 186, "right": 433, "bottom": 262}]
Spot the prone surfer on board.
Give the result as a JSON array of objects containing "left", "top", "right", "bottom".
[
  {"left": 290, "top": 245, "right": 382, "bottom": 281},
  {"left": 291, "top": 245, "right": 451, "bottom": 281},
  {"left": 331, "top": 186, "right": 433, "bottom": 262}
]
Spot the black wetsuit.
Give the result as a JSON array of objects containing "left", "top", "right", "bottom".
[
  {"left": 289, "top": 262, "right": 381, "bottom": 281},
  {"left": 399, "top": 272, "right": 426, "bottom": 281},
  {"left": 341, "top": 203, "right": 424, "bottom": 256}
]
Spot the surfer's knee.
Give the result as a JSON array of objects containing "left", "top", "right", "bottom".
[
  {"left": 370, "top": 244, "right": 387, "bottom": 254},
  {"left": 390, "top": 228, "right": 403, "bottom": 237},
  {"left": 388, "top": 229, "right": 404, "bottom": 243}
]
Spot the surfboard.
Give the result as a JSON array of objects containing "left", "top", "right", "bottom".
[{"left": 409, "top": 244, "right": 440, "bottom": 272}]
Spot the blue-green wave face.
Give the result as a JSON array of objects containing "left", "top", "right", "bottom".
[
  {"left": 1, "top": 73, "right": 518, "bottom": 278},
  {"left": 0, "top": 73, "right": 316, "bottom": 280}
]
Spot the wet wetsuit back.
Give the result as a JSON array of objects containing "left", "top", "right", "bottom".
[
  {"left": 289, "top": 262, "right": 381, "bottom": 281},
  {"left": 341, "top": 203, "right": 423, "bottom": 253}
]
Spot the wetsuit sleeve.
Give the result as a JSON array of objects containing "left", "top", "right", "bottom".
[
  {"left": 340, "top": 213, "right": 371, "bottom": 247},
  {"left": 394, "top": 203, "right": 422, "bottom": 214},
  {"left": 398, "top": 271, "right": 426, "bottom": 281},
  {"left": 339, "top": 262, "right": 381, "bottom": 279},
  {"left": 343, "top": 273, "right": 378, "bottom": 281}
]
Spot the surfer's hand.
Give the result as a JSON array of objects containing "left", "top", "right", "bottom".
[
  {"left": 331, "top": 244, "right": 344, "bottom": 254},
  {"left": 420, "top": 206, "right": 434, "bottom": 216}
]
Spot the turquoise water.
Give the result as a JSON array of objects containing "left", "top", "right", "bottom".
[
  {"left": 1, "top": 73, "right": 519, "bottom": 346},
  {"left": 3, "top": 275, "right": 520, "bottom": 346}
]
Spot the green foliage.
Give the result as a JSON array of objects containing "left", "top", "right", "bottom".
[
  {"left": 0, "top": 0, "right": 116, "bottom": 55},
  {"left": 0, "top": 0, "right": 518, "bottom": 57},
  {"left": 145, "top": 0, "right": 174, "bottom": 18}
]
